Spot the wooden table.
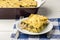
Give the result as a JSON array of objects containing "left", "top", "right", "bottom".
[{"left": 0, "top": 20, "right": 16, "bottom": 40}]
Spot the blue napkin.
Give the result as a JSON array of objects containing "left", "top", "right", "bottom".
[{"left": 11, "top": 18, "right": 60, "bottom": 40}]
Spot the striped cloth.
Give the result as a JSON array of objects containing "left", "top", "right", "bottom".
[{"left": 11, "top": 18, "right": 60, "bottom": 40}]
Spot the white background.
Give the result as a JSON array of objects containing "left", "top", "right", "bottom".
[{"left": 38, "top": 0, "right": 60, "bottom": 18}]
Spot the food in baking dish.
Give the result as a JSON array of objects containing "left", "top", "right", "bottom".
[
  {"left": 0, "top": 0, "right": 37, "bottom": 8},
  {"left": 20, "top": 14, "right": 48, "bottom": 33}
]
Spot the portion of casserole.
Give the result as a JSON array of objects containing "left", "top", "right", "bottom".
[
  {"left": 20, "top": 14, "right": 48, "bottom": 33},
  {"left": 0, "top": 0, "right": 37, "bottom": 8}
]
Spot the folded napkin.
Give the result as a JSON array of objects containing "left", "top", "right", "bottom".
[{"left": 11, "top": 18, "right": 60, "bottom": 40}]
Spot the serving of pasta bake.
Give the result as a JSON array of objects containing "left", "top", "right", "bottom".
[{"left": 20, "top": 14, "right": 48, "bottom": 33}]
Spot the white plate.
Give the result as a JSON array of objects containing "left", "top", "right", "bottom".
[{"left": 16, "top": 18, "right": 53, "bottom": 35}]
